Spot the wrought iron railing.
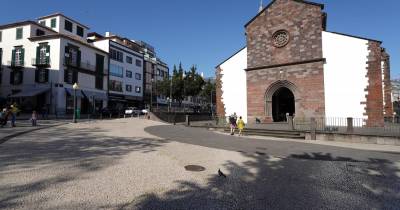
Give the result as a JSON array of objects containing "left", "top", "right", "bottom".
[
  {"left": 8, "top": 60, "right": 24, "bottom": 67},
  {"left": 32, "top": 57, "right": 51, "bottom": 66},
  {"left": 64, "top": 57, "right": 107, "bottom": 75}
]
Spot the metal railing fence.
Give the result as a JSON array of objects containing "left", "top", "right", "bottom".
[{"left": 294, "top": 117, "right": 400, "bottom": 136}]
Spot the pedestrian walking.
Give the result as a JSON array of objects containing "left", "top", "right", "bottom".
[
  {"left": 31, "top": 110, "right": 38, "bottom": 126},
  {"left": 41, "top": 105, "right": 48, "bottom": 120},
  {"left": 10, "top": 104, "right": 19, "bottom": 127},
  {"left": 237, "top": 116, "right": 245, "bottom": 136},
  {"left": 1, "top": 108, "right": 11, "bottom": 128},
  {"left": 0, "top": 108, "right": 7, "bottom": 127},
  {"left": 229, "top": 112, "right": 238, "bottom": 135}
]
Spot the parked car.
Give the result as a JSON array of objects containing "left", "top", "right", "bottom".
[
  {"left": 101, "top": 107, "right": 121, "bottom": 117},
  {"left": 141, "top": 109, "right": 149, "bottom": 115},
  {"left": 125, "top": 107, "right": 140, "bottom": 116}
]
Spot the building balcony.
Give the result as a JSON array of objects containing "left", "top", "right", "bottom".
[
  {"left": 32, "top": 58, "right": 51, "bottom": 67},
  {"left": 64, "top": 57, "right": 108, "bottom": 75},
  {"left": 7, "top": 60, "right": 25, "bottom": 68}
]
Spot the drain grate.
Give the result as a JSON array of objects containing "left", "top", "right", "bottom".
[
  {"left": 185, "top": 165, "right": 206, "bottom": 172},
  {"left": 255, "top": 151, "right": 266, "bottom": 156}
]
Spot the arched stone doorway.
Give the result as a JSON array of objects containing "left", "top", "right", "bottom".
[
  {"left": 272, "top": 87, "right": 295, "bottom": 122},
  {"left": 265, "top": 80, "right": 299, "bottom": 122}
]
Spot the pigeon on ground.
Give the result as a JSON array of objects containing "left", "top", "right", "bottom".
[{"left": 218, "top": 168, "right": 226, "bottom": 178}]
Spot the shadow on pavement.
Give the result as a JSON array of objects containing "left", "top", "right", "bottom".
[
  {"left": 119, "top": 152, "right": 400, "bottom": 210},
  {"left": 0, "top": 125, "right": 169, "bottom": 209},
  {"left": 128, "top": 124, "right": 400, "bottom": 209}
]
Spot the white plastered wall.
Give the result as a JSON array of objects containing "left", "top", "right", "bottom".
[
  {"left": 93, "top": 40, "right": 144, "bottom": 98},
  {"left": 219, "top": 48, "right": 248, "bottom": 123},
  {"left": 322, "top": 31, "right": 369, "bottom": 121}
]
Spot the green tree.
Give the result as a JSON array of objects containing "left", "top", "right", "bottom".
[
  {"left": 200, "top": 79, "right": 216, "bottom": 103},
  {"left": 157, "top": 63, "right": 208, "bottom": 107},
  {"left": 184, "top": 65, "right": 205, "bottom": 97},
  {"left": 157, "top": 63, "right": 185, "bottom": 105}
]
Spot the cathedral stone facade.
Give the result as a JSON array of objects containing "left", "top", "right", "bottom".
[{"left": 216, "top": 0, "right": 392, "bottom": 126}]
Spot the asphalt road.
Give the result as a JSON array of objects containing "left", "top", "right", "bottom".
[
  {"left": 145, "top": 125, "right": 400, "bottom": 163},
  {"left": 142, "top": 125, "right": 400, "bottom": 210}
]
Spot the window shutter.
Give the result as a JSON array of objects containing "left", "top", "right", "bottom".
[
  {"left": 19, "top": 71, "right": 23, "bottom": 84},
  {"left": 11, "top": 49, "right": 15, "bottom": 65},
  {"left": 36, "top": 46, "right": 40, "bottom": 64},
  {"left": 73, "top": 70, "right": 78, "bottom": 83},
  {"left": 76, "top": 50, "right": 81, "bottom": 67},
  {"left": 64, "top": 69, "right": 68, "bottom": 83},
  {"left": 21, "top": 48, "right": 25, "bottom": 65},
  {"left": 10, "top": 71, "right": 14, "bottom": 84},
  {"left": 35, "top": 69, "right": 39, "bottom": 83},
  {"left": 64, "top": 46, "right": 69, "bottom": 65},
  {"left": 46, "top": 45, "right": 50, "bottom": 64},
  {"left": 45, "top": 69, "right": 49, "bottom": 82}
]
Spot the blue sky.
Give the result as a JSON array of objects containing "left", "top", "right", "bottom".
[{"left": 1, "top": 0, "right": 398, "bottom": 78}]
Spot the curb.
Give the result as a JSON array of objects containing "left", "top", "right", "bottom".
[{"left": 0, "top": 123, "right": 67, "bottom": 145}]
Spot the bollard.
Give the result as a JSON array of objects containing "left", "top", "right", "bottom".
[
  {"left": 347, "top": 117, "right": 354, "bottom": 133},
  {"left": 287, "top": 115, "right": 294, "bottom": 130},
  {"left": 310, "top": 117, "right": 316, "bottom": 140},
  {"left": 186, "top": 115, "right": 190, "bottom": 126}
]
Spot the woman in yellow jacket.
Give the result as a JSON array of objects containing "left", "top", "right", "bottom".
[{"left": 237, "top": 116, "right": 245, "bottom": 136}]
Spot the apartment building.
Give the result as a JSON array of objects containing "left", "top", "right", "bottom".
[
  {"left": 155, "top": 59, "right": 169, "bottom": 105},
  {"left": 89, "top": 32, "right": 144, "bottom": 110},
  {"left": 0, "top": 13, "right": 108, "bottom": 115},
  {"left": 134, "top": 40, "right": 169, "bottom": 108}
]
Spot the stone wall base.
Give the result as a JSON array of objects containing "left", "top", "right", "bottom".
[{"left": 305, "top": 132, "right": 400, "bottom": 146}]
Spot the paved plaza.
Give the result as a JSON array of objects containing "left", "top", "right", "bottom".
[{"left": 0, "top": 118, "right": 399, "bottom": 209}]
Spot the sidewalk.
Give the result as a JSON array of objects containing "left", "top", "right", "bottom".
[{"left": 0, "top": 120, "right": 68, "bottom": 144}]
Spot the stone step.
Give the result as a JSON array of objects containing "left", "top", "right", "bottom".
[
  {"left": 243, "top": 128, "right": 301, "bottom": 134},
  {"left": 223, "top": 128, "right": 305, "bottom": 139}
]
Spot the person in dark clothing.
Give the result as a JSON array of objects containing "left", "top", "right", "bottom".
[
  {"left": 229, "top": 112, "right": 238, "bottom": 135},
  {"left": 0, "top": 108, "right": 10, "bottom": 127},
  {"left": 41, "top": 105, "right": 48, "bottom": 120}
]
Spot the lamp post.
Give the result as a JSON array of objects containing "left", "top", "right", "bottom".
[
  {"left": 182, "top": 72, "right": 186, "bottom": 112},
  {"left": 169, "top": 75, "right": 172, "bottom": 113},
  {"left": 150, "top": 78, "right": 154, "bottom": 112},
  {"left": 72, "top": 82, "right": 79, "bottom": 123},
  {"left": 210, "top": 90, "right": 214, "bottom": 117}
]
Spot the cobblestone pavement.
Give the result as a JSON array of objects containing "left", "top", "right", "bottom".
[
  {"left": 0, "top": 119, "right": 399, "bottom": 210},
  {"left": 0, "top": 120, "right": 68, "bottom": 143}
]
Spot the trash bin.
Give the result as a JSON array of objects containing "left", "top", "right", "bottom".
[{"left": 76, "top": 108, "right": 81, "bottom": 119}]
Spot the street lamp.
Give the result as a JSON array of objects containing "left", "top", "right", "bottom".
[
  {"left": 182, "top": 72, "right": 186, "bottom": 112},
  {"left": 167, "top": 97, "right": 170, "bottom": 113},
  {"left": 72, "top": 82, "right": 79, "bottom": 123},
  {"left": 150, "top": 78, "right": 154, "bottom": 112},
  {"left": 210, "top": 90, "right": 214, "bottom": 117},
  {"left": 169, "top": 75, "right": 172, "bottom": 113}
]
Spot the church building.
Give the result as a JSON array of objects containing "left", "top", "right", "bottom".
[{"left": 216, "top": 0, "right": 393, "bottom": 126}]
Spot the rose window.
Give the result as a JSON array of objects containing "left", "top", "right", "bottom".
[{"left": 272, "top": 30, "right": 290, "bottom": 48}]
